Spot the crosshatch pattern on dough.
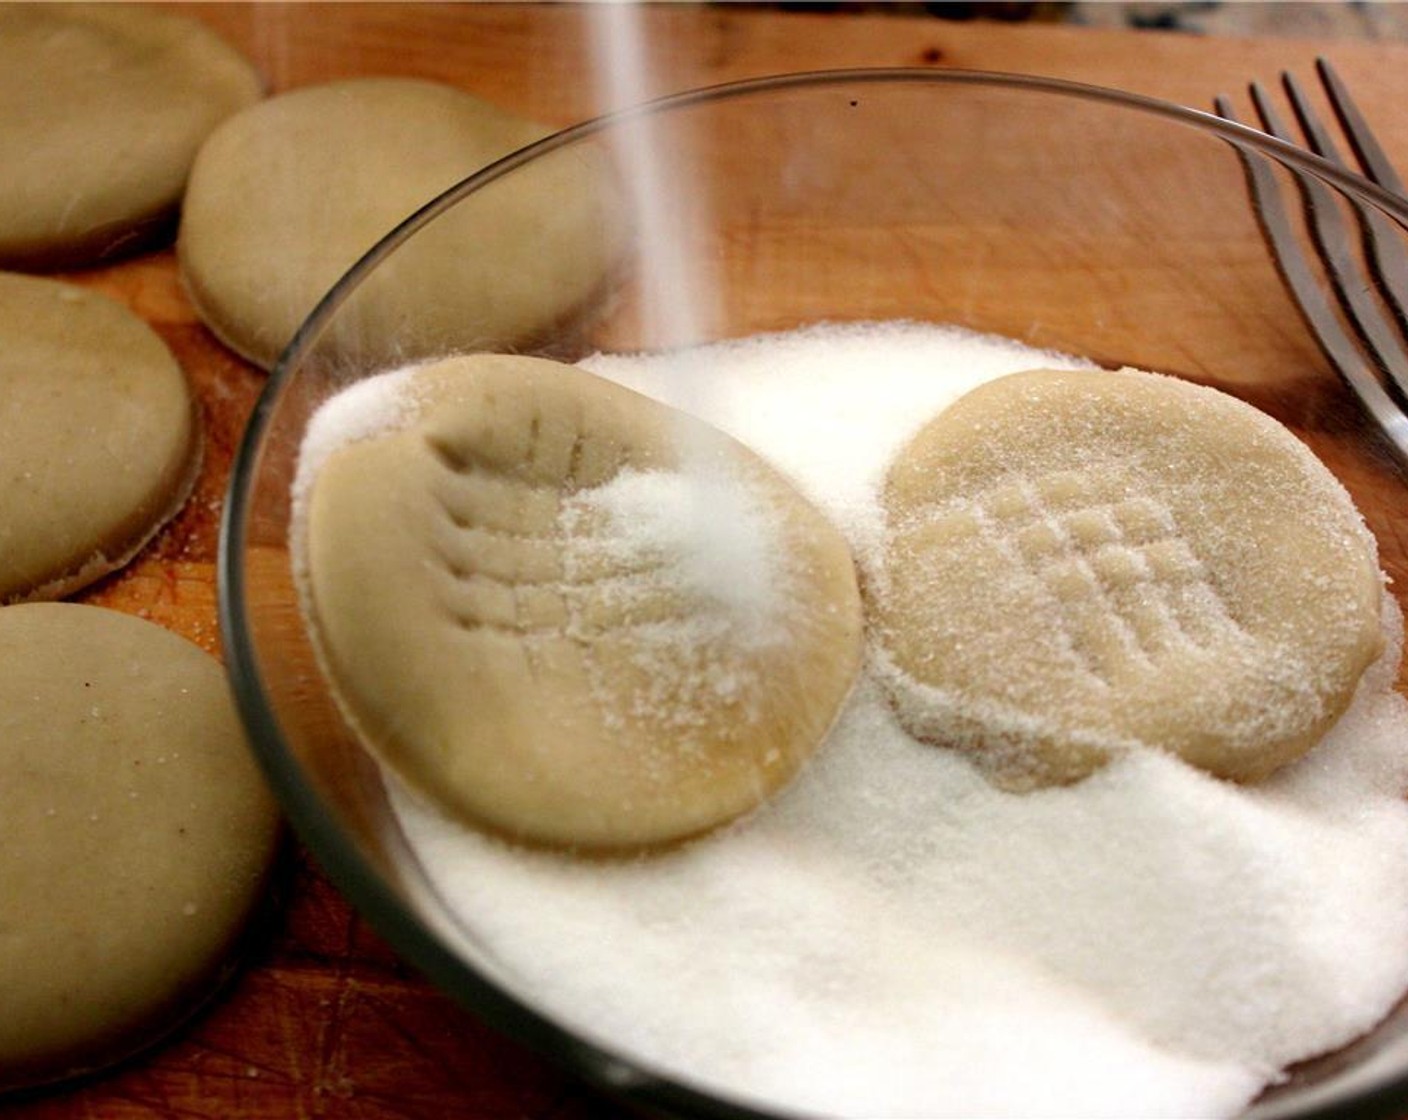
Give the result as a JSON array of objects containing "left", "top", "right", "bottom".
[
  {"left": 912, "top": 471, "right": 1258, "bottom": 687},
  {"left": 872, "top": 365, "right": 1387, "bottom": 791}
]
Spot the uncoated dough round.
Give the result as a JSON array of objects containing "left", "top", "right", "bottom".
[
  {"left": 0, "top": 272, "right": 201, "bottom": 604},
  {"left": 869, "top": 367, "right": 1385, "bottom": 789},
  {"left": 179, "top": 78, "right": 623, "bottom": 371},
  {"left": 0, "top": 604, "right": 280, "bottom": 1091},
  {"left": 0, "top": 4, "right": 261, "bottom": 269},
  {"left": 298, "top": 354, "right": 864, "bottom": 850}
]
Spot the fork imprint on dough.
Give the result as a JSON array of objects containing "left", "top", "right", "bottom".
[
  {"left": 426, "top": 449, "right": 679, "bottom": 639},
  {"left": 870, "top": 365, "right": 1386, "bottom": 789},
  {"left": 299, "top": 354, "right": 864, "bottom": 846},
  {"left": 931, "top": 473, "right": 1257, "bottom": 686}
]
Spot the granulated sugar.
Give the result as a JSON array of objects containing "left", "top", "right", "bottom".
[
  {"left": 556, "top": 463, "right": 797, "bottom": 736},
  {"left": 372, "top": 322, "right": 1408, "bottom": 1117},
  {"left": 559, "top": 465, "right": 791, "bottom": 650},
  {"left": 295, "top": 364, "right": 421, "bottom": 491},
  {"left": 289, "top": 363, "right": 422, "bottom": 590},
  {"left": 581, "top": 320, "right": 1092, "bottom": 558}
]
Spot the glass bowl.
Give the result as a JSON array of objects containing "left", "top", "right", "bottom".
[{"left": 220, "top": 69, "right": 1408, "bottom": 1120}]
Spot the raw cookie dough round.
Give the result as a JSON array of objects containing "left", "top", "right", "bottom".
[
  {"left": 0, "top": 272, "right": 201, "bottom": 604},
  {"left": 0, "top": 4, "right": 261, "bottom": 269},
  {"left": 0, "top": 603, "right": 280, "bottom": 1091},
  {"left": 179, "top": 78, "right": 623, "bottom": 371},
  {"left": 869, "top": 366, "right": 1384, "bottom": 789},
  {"left": 297, "top": 354, "right": 864, "bottom": 850}
]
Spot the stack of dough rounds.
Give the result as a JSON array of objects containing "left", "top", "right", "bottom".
[
  {"left": 0, "top": 4, "right": 260, "bottom": 269},
  {"left": 298, "top": 354, "right": 863, "bottom": 850},
  {"left": 0, "top": 272, "right": 200, "bottom": 604},
  {"left": 179, "top": 78, "right": 624, "bottom": 372},
  {"left": 0, "top": 604, "right": 280, "bottom": 1092},
  {"left": 869, "top": 366, "right": 1385, "bottom": 789}
]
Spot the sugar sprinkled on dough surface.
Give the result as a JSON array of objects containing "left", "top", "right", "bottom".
[
  {"left": 294, "top": 353, "right": 862, "bottom": 849},
  {"left": 294, "top": 365, "right": 422, "bottom": 493},
  {"left": 560, "top": 465, "right": 792, "bottom": 648},
  {"left": 289, "top": 364, "right": 422, "bottom": 595},
  {"left": 868, "top": 365, "right": 1385, "bottom": 789},
  {"left": 580, "top": 320, "right": 1095, "bottom": 557},
  {"left": 304, "top": 322, "right": 1408, "bottom": 1117}
]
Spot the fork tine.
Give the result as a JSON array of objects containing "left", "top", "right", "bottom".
[
  {"left": 1317, "top": 58, "right": 1406, "bottom": 195},
  {"left": 1248, "top": 82, "right": 1293, "bottom": 144},
  {"left": 1214, "top": 95, "right": 1408, "bottom": 458},
  {"left": 1282, "top": 73, "right": 1345, "bottom": 164},
  {"left": 1251, "top": 78, "right": 1408, "bottom": 407},
  {"left": 1314, "top": 58, "right": 1408, "bottom": 340}
]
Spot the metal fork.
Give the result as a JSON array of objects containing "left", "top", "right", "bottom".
[{"left": 1214, "top": 58, "right": 1408, "bottom": 459}]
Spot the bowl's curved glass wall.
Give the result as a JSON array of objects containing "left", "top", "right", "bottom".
[{"left": 222, "top": 71, "right": 1408, "bottom": 1120}]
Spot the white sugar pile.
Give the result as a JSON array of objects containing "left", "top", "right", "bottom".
[
  {"left": 294, "top": 364, "right": 421, "bottom": 493},
  {"left": 366, "top": 322, "right": 1408, "bottom": 1118},
  {"left": 557, "top": 463, "right": 795, "bottom": 733},
  {"left": 559, "top": 465, "right": 790, "bottom": 650}
]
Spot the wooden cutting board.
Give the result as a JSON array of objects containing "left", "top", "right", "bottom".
[{"left": 5, "top": 6, "right": 1408, "bottom": 1119}]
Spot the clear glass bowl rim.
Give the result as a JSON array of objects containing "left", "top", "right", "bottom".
[{"left": 218, "top": 66, "right": 1408, "bottom": 1120}]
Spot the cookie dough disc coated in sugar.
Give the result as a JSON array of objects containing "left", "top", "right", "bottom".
[
  {"left": 0, "top": 604, "right": 281, "bottom": 1092},
  {"left": 871, "top": 366, "right": 1385, "bottom": 788},
  {"left": 0, "top": 273, "right": 201, "bottom": 604},
  {"left": 179, "top": 78, "right": 624, "bottom": 371},
  {"left": 298, "top": 354, "right": 864, "bottom": 850},
  {"left": 0, "top": 4, "right": 261, "bottom": 269}
]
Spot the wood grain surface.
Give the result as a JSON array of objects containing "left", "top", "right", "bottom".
[{"left": 5, "top": 5, "right": 1408, "bottom": 1119}]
